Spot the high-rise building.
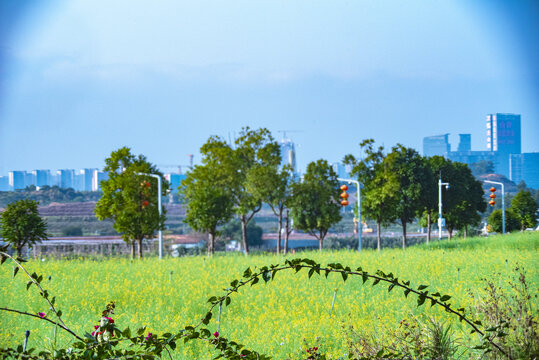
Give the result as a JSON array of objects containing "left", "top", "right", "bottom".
[
  {"left": 79, "top": 168, "right": 96, "bottom": 191},
  {"left": 510, "top": 153, "right": 539, "bottom": 189},
  {"left": 486, "top": 113, "right": 521, "bottom": 177},
  {"left": 165, "top": 173, "right": 186, "bottom": 193},
  {"left": 0, "top": 176, "right": 9, "bottom": 191},
  {"left": 423, "top": 134, "right": 450, "bottom": 157},
  {"left": 8, "top": 171, "right": 26, "bottom": 190},
  {"left": 57, "top": 169, "right": 75, "bottom": 189},
  {"left": 92, "top": 170, "right": 108, "bottom": 191},
  {"left": 33, "top": 170, "right": 51, "bottom": 187},
  {"left": 280, "top": 138, "right": 297, "bottom": 174},
  {"left": 457, "top": 134, "right": 471, "bottom": 152},
  {"left": 486, "top": 113, "right": 521, "bottom": 154}
]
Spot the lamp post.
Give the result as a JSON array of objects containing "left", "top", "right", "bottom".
[
  {"left": 338, "top": 178, "right": 362, "bottom": 251},
  {"left": 438, "top": 177, "right": 450, "bottom": 240},
  {"left": 136, "top": 172, "right": 163, "bottom": 259},
  {"left": 484, "top": 180, "right": 505, "bottom": 235}
]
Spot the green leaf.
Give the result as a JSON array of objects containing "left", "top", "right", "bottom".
[
  {"left": 417, "top": 294, "right": 426, "bottom": 306},
  {"left": 372, "top": 278, "right": 380, "bottom": 286},
  {"left": 56, "top": 310, "right": 62, "bottom": 317},
  {"left": 13, "top": 266, "right": 19, "bottom": 278},
  {"left": 341, "top": 272, "right": 348, "bottom": 282},
  {"left": 362, "top": 272, "right": 368, "bottom": 284},
  {"left": 243, "top": 267, "right": 252, "bottom": 278},
  {"left": 404, "top": 289, "right": 411, "bottom": 298},
  {"left": 251, "top": 276, "right": 259, "bottom": 286},
  {"left": 308, "top": 268, "right": 315, "bottom": 278},
  {"left": 440, "top": 295, "right": 451, "bottom": 302},
  {"left": 225, "top": 297, "right": 231, "bottom": 307},
  {"left": 388, "top": 284, "right": 395, "bottom": 292},
  {"left": 26, "top": 281, "right": 33, "bottom": 290},
  {"left": 0, "top": 254, "right": 7, "bottom": 265},
  {"left": 417, "top": 285, "right": 428, "bottom": 290}
]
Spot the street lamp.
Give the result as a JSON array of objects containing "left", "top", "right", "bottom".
[
  {"left": 338, "top": 178, "right": 362, "bottom": 251},
  {"left": 484, "top": 180, "right": 505, "bottom": 235},
  {"left": 438, "top": 177, "right": 449, "bottom": 240},
  {"left": 136, "top": 172, "right": 164, "bottom": 259}
]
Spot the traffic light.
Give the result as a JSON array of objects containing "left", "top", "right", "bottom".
[
  {"left": 340, "top": 184, "right": 349, "bottom": 206},
  {"left": 489, "top": 187, "right": 496, "bottom": 206}
]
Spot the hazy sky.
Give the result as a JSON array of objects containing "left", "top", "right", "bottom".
[{"left": 1, "top": 0, "right": 538, "bottom": 175}]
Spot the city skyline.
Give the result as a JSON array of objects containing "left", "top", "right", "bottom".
[{"left": 1, "top": 1, "right": 538, "bottom": 175}]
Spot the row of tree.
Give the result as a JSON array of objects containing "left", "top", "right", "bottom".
[
  {"left": 180, "top": 128, "right": 492, "bottom": 256},
  {"left": 1, "top": 129, "right": 537, "bottom": 259}
]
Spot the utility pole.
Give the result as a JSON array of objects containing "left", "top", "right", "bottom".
[{"left": 438, "top": 177, "right": 450, "bottom": 240}]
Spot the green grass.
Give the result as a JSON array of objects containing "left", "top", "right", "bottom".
[{"left": 1, "top": 232, "right": 537, "bottom": 359}]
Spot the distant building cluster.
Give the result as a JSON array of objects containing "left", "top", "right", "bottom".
[
  {"left": 423, "top": 113, "right": 539, "bottom": 188},
  {"left": 0, "top": 169, "right": 109, "bottom": 192}
]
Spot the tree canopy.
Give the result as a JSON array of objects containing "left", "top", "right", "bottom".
[
  {"left": 180, "top": 165, "right": 234, "bottom": 255},
  {"left": 510, "top": 190, "right": 538, "bottom": 230},
  {"left": 199, "top": 127, "right": 281, "bottom": 254},
  {"left": 0, "top": 199, "right": 49, "bottom": 256},
  {"left": 289, "top": 159, "right": 341, "bottom": 250},
  {"left": 95, "top": 147, "right": 168, "bottom": 259}
]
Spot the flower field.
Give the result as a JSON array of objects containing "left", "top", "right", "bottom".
[{"left": 1, "top": 232, "right": 537, "bottom": 359}]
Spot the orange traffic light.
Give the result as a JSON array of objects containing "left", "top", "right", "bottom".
[
  {"left": 340, "top": 184, "right": 349, "bottom": 206},
  {"left": 489, "top": 187, "right": 496, "bottom": 206}
]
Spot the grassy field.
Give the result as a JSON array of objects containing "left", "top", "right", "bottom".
[{"left": 0, "top": 232, "right": 537, "bottom": 359}]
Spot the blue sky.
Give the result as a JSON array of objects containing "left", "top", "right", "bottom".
[{"left": 1, "top": 0, "right": 538, "bottom": 175}]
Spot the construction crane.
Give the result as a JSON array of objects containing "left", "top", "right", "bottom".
[{"left": 158, "top": 155, "right": 194, "bottom": 174}]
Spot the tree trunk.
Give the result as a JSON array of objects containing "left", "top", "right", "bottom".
[
  {"left": 318, "top": 232, "right": 323, "bottom": 251},
  {"left": 16, "top": 245, "right": 23, "bottom": 257},
  {"left": 353, "top": 217, "right": 358, "bottom": 234},
  {"left": 464, "top": 225, "right": 468, "bottom": 239},
  {"left": 240, "top": 215, "right": 249, "bottom": 255},
  {"left": 284, "top": 210, "right": 290, "bottom": 255},
  {"left": 426, "top": 211, "right": 431, "bottom": 245},
  {"left": 401, "top": 219, "right": 407, "bottom": 249},
  {"left": 448, "top": 228, "right": 453, "bottom": 241},
  {"left": 377, "top": 221, "right": 381, "bottom": 251},
  {"left": 137, "top": 238, "right": 143, "bottom": 259},
  {"left": 130, "top": 241, "right": 135, "bottom": 260},
  {"left": 208, "top": 232, "right": 215, "bottom": 256},
  {"left": 277, "top": 209, "right": 283, "bottom": 255}
]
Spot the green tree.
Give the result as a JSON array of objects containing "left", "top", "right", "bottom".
[
  {"left": 200, "top": 127, "right": 281, "bottom": 255},
  {"left": 221, "top": 219, "right": 264, "bottom": 248},
  {"left": 289, "top": 159, "right": 341, "bottom": 251},
  {"left": 246, "top": 165, "right": 293, "bottom": 254},
  {"left": 488, "top": 209, "right": 520, "bottom": 233},
  {"left": 0, "top": 199, "right": 48, "bottom": 256},
  {"left": 386, "top": 145, "right": 429, "bottom": 248},
  {"left": 511, "top": 190, "right": 538, "bottom": 231},
  {"left": 95, "top": 147, "right": 168, "bottom": 259},
  {"left": 343, "top": 139, "right": 398, "bottom": 250},
  {"left": 439, "top": 162, "right": 486, "bottom": 239},
  {"left": 417, "top": 156, "right": 438, "bottom": 244},
  {"left": 180, "top": 165, "right": 234, "bottom": 256}
]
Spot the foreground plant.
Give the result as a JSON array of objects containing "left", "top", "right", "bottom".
[{"left": 0, "top": 246, "right": 518, "bottom": 359}]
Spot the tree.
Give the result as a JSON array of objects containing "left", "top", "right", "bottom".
[
  {"left": 95, "top": 147, "right": 168, "bottom": 259},
  {"left": 200, "top": 127, "right": 281, "bottom": 255},
  {"left": 221, "top": 219, "right": 264, "bottom": 248},
  {"left": 246, "top": 165, "right": 293, "bottom": 254},
  {"left": 417, "top": 156, "right": 438, "bottom": 244},
  {"left": 180, "top": 165, "right": 234, "bottom": 256},
  {"left": 289, "top": 159, "right": 341, "bottom": 251},
  {"left": 511, "top": 190, "right": 538, "bottom": 231},
  {"left": 441, "top": 162, "right": 486, "bottom": 239},
  {"left": 343, "top": 139, "right": 398, "bottom": 250},
  {"left": 386, "top": 145, "right": 429, "bottom": 248},
  {"left": 0, "top": 199, "right": 48, "bottom": 256},
  {"left": 488, "top": 209, "right": 520, "bottom": 233},
  {"left": 469, "top": 160, "right": 494, "bottom": 176}
]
